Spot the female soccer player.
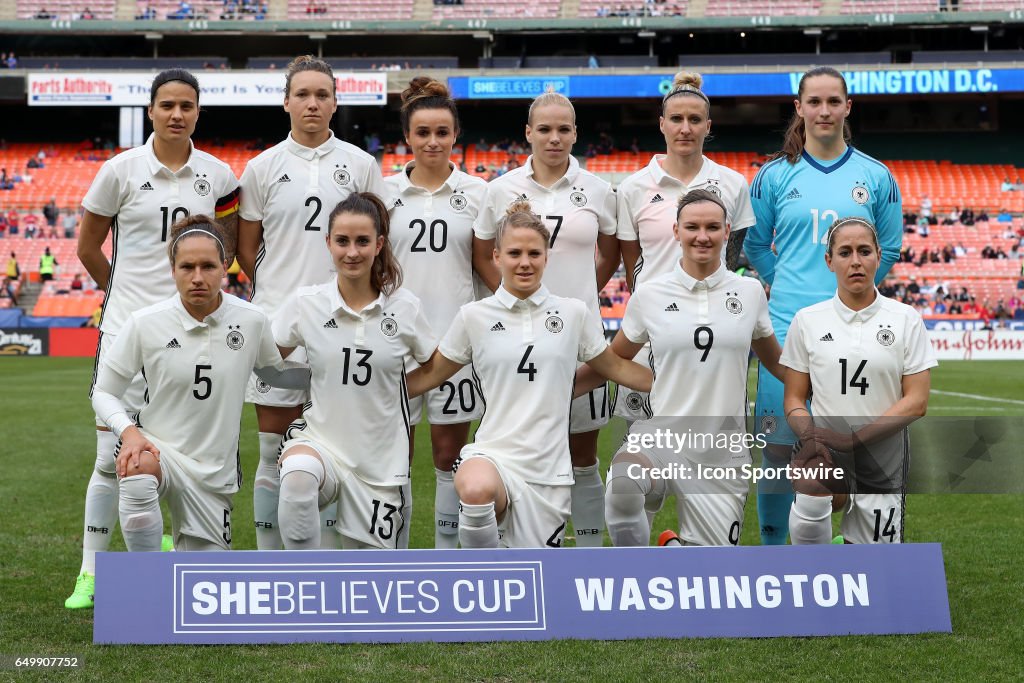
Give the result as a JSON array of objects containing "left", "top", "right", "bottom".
[
  {"left": 584, "top": 189, "right": 784, "bottom": 547},
  {"left": 410, "top": 201, "right": 652, "bottom": 549},
  {"left": 472, "top": 92, "right": 618, "bottom": 547},
  {"left": 747, "top": 66, "right": 903, "bottom": 545},
  {"left": 613, "top": 71, "right": 755, "bottom": 424},
  {"left": 274, "top": 193, "right": 435, "bottom": 550},
  {"left": 237, "top": 56, "right": 388, "bottom": 550},
  {"left": 92, "top": 217, "right": 304, "bottom": 553},
  {"left": 67, "top": 69, "right": 239, "bottom": 609},
  {"left": 386, "top": 77, "right": 487, "bottom": 549},
  {"left": 781, "top": 217, "right": 935, "bottom": 544}
]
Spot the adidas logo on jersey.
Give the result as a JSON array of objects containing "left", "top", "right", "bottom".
[
  {"left": 664, "top": 303, "right": 679, "bottom": 312},
  {"left": 820, "top": 333, "right": 834, "bottom": 342},
  {"left": 785, "top": 187, "right": 802, "bottom": 200},
  {"left": 323, "top": 319, "right": 338, "bottom": 328},
  {"left": 490, "top": 322, "right": 506, "bottom": 332},
  {"left": 139, "top": 182, "right": 154, "bottom": 191},
  {"left": 393, "top": 198, "right": 404, "bottom": 208},
  {"left": 166, "top": 338, "right": 181, "bottom": 349},
  {"left": 276, "top": 174, "right": 292, "bottom": 184},
  {"left": 650, "top": 193, "right": 664, "bottom": 204}
]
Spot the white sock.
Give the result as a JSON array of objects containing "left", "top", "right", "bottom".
[
  {"left": 605, "top": 462, "right": 651, "bottom": 547},
  {"left": 278, "top": 454, "right": 323, "bottom": 550},
  {"left": 118, "top": 474, "right": 162, "bottom": 552},
  {"left": 397, "top": 481, "right": 412, "bottom": 549},
  {"left": 253, "top": 432, "right": 283, "bottom": 550},
  {"left": 789, "top": 494, "right": 834, "bottom": 545},
  {"left": 458, "top": 501, "right": 498, "bottom": 549},
  {"left": 571, "top": 464, "right": 605, "bottom": 547},
  {"left": 319, "top": 507, "right": 341, "bottom": 549},
  {"left": 81, "top": 430, "right": 120, "bottom": 573},
  {"left": 434, "top": 468, "right": 459, "bottom": 549}
]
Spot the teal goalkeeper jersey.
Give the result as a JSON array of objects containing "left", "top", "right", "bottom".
[{"left": 747, "top": 146, "right": 902, "bottom": 337}]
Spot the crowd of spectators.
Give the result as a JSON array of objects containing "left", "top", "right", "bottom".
[
  {"left": 595, "top": 1, "right": 684, "bottom": 17},
  {"left": 1001, "top": 177, "right": 1024, "bottom": 192},
  {"left": 1, "top": 53, "right": 18, "bottom": 69},
  {"left": 881, "top": 278, "right": 1024, "bottom": 325}
]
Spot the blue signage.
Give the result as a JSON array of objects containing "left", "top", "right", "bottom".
[
  {"left": 925, "top": 317, "right": 1024, "bottom": 331},
  {"left": 95, "top": 544, "right": 951, "bottom": 644},
  {"left": 449, "top": 68, "right": 1024, "bottom": 100}
]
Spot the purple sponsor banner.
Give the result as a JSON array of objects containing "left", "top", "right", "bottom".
[{"left": 95, "top": 544, "right": 951, "bottom": 644}]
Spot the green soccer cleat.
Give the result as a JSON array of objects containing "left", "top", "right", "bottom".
[
  {"left": 832, "top": 535, "right": 846, "bottom": 544},
  {"left": 161, "top": 534, "right": 174, "bottom": 552},
  {"left": 64, "top": 571, "right": 95, "bottom": 610}
]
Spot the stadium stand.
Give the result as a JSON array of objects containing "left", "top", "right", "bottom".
[
  {"left": 432, "top": 0, "right": 559, "bottom": 19},
  {"left": 678, "top": 52, "right": 892, "bottom": 67},
  {"left": 14, "top": 57, "right": 230, "bottom": 69},
  {"left": 704, "top": 0, "right": 822, "bottom": 17},
  {"left": 247, "top": 56, "right": 459, "bottom": 69},
  {"left": 284, "top": 0, "right": 415, "bottom": 20},
  {"left": 578, "top": 0, "right": 688, "bottom": 17},
  {"left": 17, "top": 0, "right": 116, "bottom": 20}
]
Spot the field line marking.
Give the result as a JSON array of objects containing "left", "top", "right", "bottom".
[{"left": 932, "top": 390, "right": 1024, "bottom": 406}]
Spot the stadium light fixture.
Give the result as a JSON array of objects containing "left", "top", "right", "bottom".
[
  {"left": 969, "top": 25, "right": 988, "bottom": 32},
  {"left": 803, "top": 28, "right": 822, "bottom": 36},
  {"left": 637, "top": 31, "right": 656, "bottom": 38}
]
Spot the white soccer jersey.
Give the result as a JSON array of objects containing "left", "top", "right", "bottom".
[
  {"left": 102, "top": 294, "right": 284, "bottom": 494},
  {"left": 82, "top": 134, "right": 240, "bottom": 334},
  {"left": 439, "top": 285, "right": 608, "bottom": 485},
  {"left": 239, "top": 133, "right": 388, "bottom": 317},
  {"left": 386, "top": 162, "right": 487, "bottom": 334},
  {"left": 622, "top": 263, "right": 773, "bottom": 420},
  {"left": 616, "top": 154, "right": 754, "bottom": 287},
  {"left": 273, "top": 282, "right": 435, "bottom": 486},
  {"left": 780, "top": 291, "right": 937, "bottom": 420},
  {"left": 475, "top": 156, "right": 616, "bottom": 311}
]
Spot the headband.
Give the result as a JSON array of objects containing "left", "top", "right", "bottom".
[
  {"left": 825, "top": 217, "right": 878, "bottom": 251},
  {"left": 172, "top": 227, "right": 226, "bottom": 262},
  {"left": 663, "top": 83, "right": 710, "bottom": 105}
]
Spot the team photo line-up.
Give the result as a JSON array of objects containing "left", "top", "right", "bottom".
[{"left": 64, "top": 56, "right": 935, "bottom": 611}]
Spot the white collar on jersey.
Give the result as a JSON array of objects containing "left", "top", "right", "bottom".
[
  {"left": 494, "top": 284, "right": 550, "bottom": 310},
  {"left": 144, "top": 133, "right": 196, "bottom": 177},
  {"left": 672, "top": 260, "right": 727, "bottom": 291},
  {"left": 327, "top": 278, "right": 386, "bottom": 318},
  {"left": 523, "top": 154, "right": 580, "bottom": 188},
  {"left": 173, "top": 292, "right": 228, "bottom": 330},
  {"left": 831, "top": 288, "right": 884, "bottom": 323},
  {"left": 285, "top": 131, "right": 337, "bottom": 160},
  {"left": 395, "top": 160, "right": 460, "bottom": 195},
  {"left": 647, "top": 153, "right": 713, "bottom": 188}
]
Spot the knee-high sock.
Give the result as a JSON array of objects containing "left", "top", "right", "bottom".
[
  {"left": 434, "top": 468, "right": 459, "bottom": 549},
  {"left": 81, "top": 430, "right": 120, "bottom": 573},
  {"left": 571, "top": 464, "right": 605, "bottom": 547},
  {"left": 318, "top": 507, "right": 341, "bottom": 549},
  {"left": 605, "top": 462, "right": 653, "bottom": 547},
  {"left": 119, "top": 474, "right": 162, "bottom": 552},
  {"left": 789, "top": 494, "right": 834, "bottom": 545},
  {"left": 253, "top": 432, "right": 283, "bottom": 550},
  {"left": 757, "top": 450, "right": 794, "bottom": 545},
  {"left": 458, "top": 501, "right": 498, "bottom": 549},
  {"left": 278, "top": 455, "right": 323, "bottom": 550}
]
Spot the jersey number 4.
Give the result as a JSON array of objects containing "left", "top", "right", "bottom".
[{"left": 517, "top": 345, "right": 538, "bottom": 381}]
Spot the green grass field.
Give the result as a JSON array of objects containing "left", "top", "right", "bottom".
[{"left": 1, "top": 358, "right": 1022, "bottom": 681}]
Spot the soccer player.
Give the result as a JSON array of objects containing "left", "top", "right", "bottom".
[
  {"left": 386, "top": 77, "right": 487, "bottom": 549},
  {"left": 274, "top": 193, "right": 435, "bottom": 550},
  {"left": 781, "top": 217, "right": 935, "bottom": 544},
  {"left": 91, "top": 217, "right": 306, "bottom": 552},
  {"left": 236, "top": 56, "right": 388, "bottom": 550},
  {"left": 67, "top": 69, "right": 239, "bottom": 609},
  {"left": 747, "top": 66, "right": 903, "bottom": 545},
  {"left": 584, "top": 189, "right": 784, "bottom": 547},
  {"left": 472, "top": 92, "right": 618, "bottom": 547},
  {"left": 409, "top": 201, "right": 652, "bottom": 549},
  {"left": 614, "top": 71, "right": 755, "bottom": 423}
]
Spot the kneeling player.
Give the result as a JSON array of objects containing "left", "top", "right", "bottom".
[
  {"left": 92, "top": 217, "right": 306, "bottom": 551},
  {"left": 408, "top": 201, "right": 652, "bottom": 549},
  {"left": 583, "top": 189, "right": 784, "bottom": 546},
  {"left": 781, "top": 217, "right": 935, "bottom": 544}
]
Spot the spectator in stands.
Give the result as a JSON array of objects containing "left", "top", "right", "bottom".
[
  {"left": 997, "top": 207, "right": 1013, "bottom": 222},
  {"left": 81, "top": 7, "right": 96, "bottom": 19},
  {"left": 39, "top": 246, "right": 57, "bottom": 281},
  {"left": 0, "top": 212, "right": 6, "bottom": 238},
  {"left": 977, "top": 208, "right": 989, "bottom": 223},
  {"left": 135, "top": 4, "right": 157, "bottom": 19},
  {"left": 6, "top": 210, "right": 18, "bottom": 236},
  {"left": 1002, "top": 177, "right": 1014, "bottom": 192},
  {"left": 27, "top": 156, "right": 42, "bottom": 170},
  {"left": 933, "top": 297, "right": 948, "bottom": 314},
  {"left": 901, "top": 244, "right": 914, "bottom": 263},
  {"left": 1016, "top": 177, "right": 1024, "bottom": 190},
  {"left": 70, "top": 273, "right": 84, "bottom": 291},
  {"left": 942, "top": 206, "right": 960, "bottom": 225},
  {"left": 919, "top": 194, "right": 932, "bottom": 222},
  {"left": 34, "top": 8, "right": 54, "bottom": 18},
  {"left": 0, "top": 167, "right": 8, "bottom": 190},
  {"left": 62, "top": 208, "right": 78, "bottom": 238},
  {"left": 941, "top": 243, "right": 955, "bottom": 263},
  {"left": 916, "top": 215, "right": 930, "bottom": 238},
  {"left": 1, "top": 276, "right": 16, "bottom": 306},
  {"left": 961, "top": 206, "right": 975, "bottom": 226},
  {"left": 5, "top": 53, "right": 17, "bottom": 69},
  {"left": 23, "top": 214, "right": 38, "bottom": 239},
  {"left": 44, "top": 198, "right": 59, "bottom": 232},
  {"left": 6, "top": 251, "right": 19, "bottom": 283},
  {"left": 907, "top": 276, "right": 920, "bottom": 295}
]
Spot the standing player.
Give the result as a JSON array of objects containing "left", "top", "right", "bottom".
[
  {"left": 581, "top": 190, "right": 784, "bottom": 546},
  {"left": 386, "top": 77, "right": 487, "bottom": 549},
  {"left": 274, "top": 193, "right": 435, "bottom": 550},
  {"left": 92, "top": 218, "right": 306, "bottom": 552},
  {"left": 67, "top": 69, "right": 239, "bottom": 609},
  {"left": 781, "top": 217, "right": 934, "bottom": 544},
  {"left": 614, "top": 71, "right": 755, "bottom": 423},
  {"left": 472, "top": 92, "right": 618, "bottom": 547},
  {"left": 236, "top": 56, "right": 388, "bottom": 550},
  {"left": 747, "top": 66, "right": 903, "bottom": 545},
  {"left": 410, "top": 202, "right": 651, "bottom": 549}
]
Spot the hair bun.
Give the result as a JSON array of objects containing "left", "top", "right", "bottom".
[
  {"left": 505, "top": 199, "right": 536, "bottom": 218},
  {"left": 401, "top": 76, "right": 450, "bottom": 107},
  {"left": 672, "top": 71, "right": 703, "bottom": 90}
]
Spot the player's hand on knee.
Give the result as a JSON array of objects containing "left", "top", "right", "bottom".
[{"left": 117, "top": 426, "right": 160, "bottom": 478}]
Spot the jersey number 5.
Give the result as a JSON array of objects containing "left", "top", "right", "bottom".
[{"left": 193, "top": 364, "right": 212, "bottom": 400}]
